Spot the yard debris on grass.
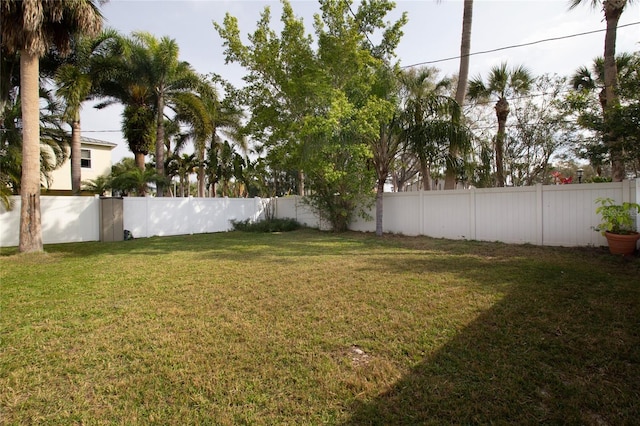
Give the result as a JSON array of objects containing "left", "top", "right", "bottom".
[{"left": 349, "top": 345, "right": 371, "bottom": 367}]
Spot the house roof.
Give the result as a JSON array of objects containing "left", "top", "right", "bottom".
[{"left": 80, "top": 136, "right": 118, "bottom": 149}]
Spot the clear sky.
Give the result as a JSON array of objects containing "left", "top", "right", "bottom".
[{"left": 80, "top": 0, "right": 640, "bottom": 163}]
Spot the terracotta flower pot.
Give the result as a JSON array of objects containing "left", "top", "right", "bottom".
[{"left": 604, "top": 231, "right": 640, "bottom": 256}]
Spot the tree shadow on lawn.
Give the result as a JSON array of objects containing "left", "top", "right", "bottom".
[{"left": 341, "top": 249, "right": 640, "bottom": 425}]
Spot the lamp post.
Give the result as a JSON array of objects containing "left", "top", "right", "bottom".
[{"left": 577, "top": 168, "right": 583, "bottom": 184}]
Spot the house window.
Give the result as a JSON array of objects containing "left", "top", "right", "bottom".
[{"left": 81, "top": 149, "right": 91, "bottom": 168}]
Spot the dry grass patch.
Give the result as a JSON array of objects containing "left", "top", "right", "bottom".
[{"left": 1, "top": 230, "right": 638, "bottom": 424}]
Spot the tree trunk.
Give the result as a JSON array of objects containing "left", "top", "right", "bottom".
[
  {"left": 603, "top": 0, "right": 625, "bottom": 181},
  {"left": 19, "top": 52, "right": 43, "bottom": 253},
  {"left": 134, "top": 152, "right": 146, "bottom": 170},
  {"left": 445, "top": 0, "right": 473, "bottom": 190},
  {"left": 298, "top": 170, "right": 305, "bottom": 196},
  {"left": 421, "top": 164, "right": 432, "bottom": 191},
  {"left": 495, "top": 97, "right": 509, "bottom": 187},
  {"left": 198, "top": 167, "right": 205, "bottom": 197},
  {"left": 454, "top": 0, "right": 473, "bottom": 108},
  {"left": 71, "top": 116, "right": 82, "bottom": 195},
  {"left": 155, "top": 92, "right": 166, "bottom": 196},
  {"left": 197, "top": 146, "right": 205, "bottom": 197},
  {"left": 375, "top": 178, "right": 385, "bottom": 236}
]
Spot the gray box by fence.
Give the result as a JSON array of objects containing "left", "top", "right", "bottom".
[{"left": 100, "top": 197, "right": 123, "bottom": 242}]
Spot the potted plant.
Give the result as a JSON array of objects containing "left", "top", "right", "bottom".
[{"left": 594, "top": 197, "right": 640, "bottom": 255}]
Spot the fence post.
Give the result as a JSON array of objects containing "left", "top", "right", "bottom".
[
  {"left": 189, "top": 196, "right": 194, "bottom": 235},
  {"left": 536, "top": 184, "right": 543, "bottom": 246},
  {"left": 469, "top": 187, "right": 476, "bottom": 240},
  {"left": 635, "top": 179, "right": 639, "bottom": 232},
  {"left": 622, "top": 179, "right": 630, "bottom": 203},
  {"left": 419, "top": 190, "right": 424, "bottom": 236}
]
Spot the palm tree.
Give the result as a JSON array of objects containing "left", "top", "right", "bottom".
[
  {"left": 167, "top": 153, "right": 197, "bottom": 197},
  {"left": 399, "top": 67, "right": 471, "bottom": 191},
  {"left": 215, "top": 140, "right": 246, "bottom": 197},
  {"left": 82, "top": 174, "right": 111, "bottom": 196},
  {"left": 0, "top": 55, "right": 71, "bottom": 196},
  {"left": 194, "top": 80, "right": 245, "bottom": 198},
  {"left": 1, "top": 0, "right": 102, "bottom": 252},
  {"left": 55, "top": 29, "right": 119, "bottom": 194},
  {"left": 569, "top": 0, "right": 636, "bottom": 181},
  {"left": 94, "top": 35, "right": 156, "bottom": 175},
  {"left": 123, "top": 32, "right": 203, "bottom": 197},
  {"left": 110, "top": 157, "right": 166, "bottom": 197},
  {"left": 171, "top": 85, "right": 214, "bottom": 198},
  {"left": 468, "top": 62, "right": 533, "bottom": 187},
  {"left": 570, "top": 53, "right": 638, "bottom": 175},
  {"left": 445, "top": 0, "right": 474, "bottom": 189},
  {"left": 571, "top": 53, "right": 635, "bottom": 108},
  {"left": 120, "top": 85, "right": 156, "bottom": 175}
]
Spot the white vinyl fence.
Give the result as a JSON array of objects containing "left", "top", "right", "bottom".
[
  {"left": 0, "top": 196, "right": 269, "bottom": 247},
  {"left": 0, "top": 196, "right": 100, "bottom": 247},
  {"left": 274, "top": 180, "right": 639, "bottom": 248},
  {"left": 1, "top": 180, "right": 637, "bottom": 248},
  {"left": 122, "top": 196, "right": 268, "bottom": 238}
]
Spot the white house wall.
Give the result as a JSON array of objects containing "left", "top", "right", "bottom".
[{"left": 47, "top": 143, "right": 114, "bottom": 191}]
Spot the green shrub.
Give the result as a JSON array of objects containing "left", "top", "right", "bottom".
[{"left": 231, "top": 218, "right": 302, "bottom": 233}]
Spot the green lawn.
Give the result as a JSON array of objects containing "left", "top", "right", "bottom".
[{"left": 1, "top": 230, "right": 638, "bottom": 425}]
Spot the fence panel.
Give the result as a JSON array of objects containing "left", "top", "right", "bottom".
[
  {"left": 123, "top": 197, "right": 149, "bottom": 238},
  {"left": 124, "top": 197, "right": 268, "bottom": 238},
  {"left": 383, "top": 193, "right": 421, "bottom": 235},
  {"left": 0, "top": 196, "right": 99, "bottom": 246},
  {"left": 275, "top": 180, "right": 637, "bottom": 247},
  {"left": 542, "top": 183, "right": 616, "bottom": 247},
  {"left": 41, "top": 196, "right": 100, "bottom": 244},
  {"left": 274, "top": 197, "right": 324, "bottom": 229},
  {"left": 421, "top": 191, "right": 472, "bottom": 240},
  {"left": 0, "top": 198, "right": 20, "bottom": 247},
  {"left": 473, "top": 187, "right": 539, "bottom": 244}
]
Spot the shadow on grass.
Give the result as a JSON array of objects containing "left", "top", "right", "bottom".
[
  {"left": 2, "top": 230, "right": 638, "bottom": 423},
  {"left": 341, "top": 249, "right": 640, "bottom": 425}
]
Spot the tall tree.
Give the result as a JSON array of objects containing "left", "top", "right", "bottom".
[
  {"left": 569, "top": 0, "right": 636, "bottom": 181},
  {"left": 1, "top": 0, "right": 103, "bottom": 252},
  {"left": 96, "top": 32, "right": 204, "bottom": 195},
  {"left": 506, "top": 75, "right": 572, "bottom": 186},
  {"left": 445, "top": 0, "right": 474, "bottom": 189},
  {"left": 195, "top": 79, "right": 245, "bottom": 198},
  {"left": 126, "top": 32, "right": 203, "bottom": 197},
  {"left": 55, "top": 29, "right": 119, "bottom": 194},
  {"left": 1, "top": 45, "right": 78, "bottom": 200},
  {"left": 166, "top": 153, "right": 196, "bottom": 197},
  {"left": 119, "top": 85, "right": 156, "bottom": 176},
  {"left": 568, "top": 53, "right": 640, "bottom": 176},
  {"left": 215, "top": 1, "right": 322, "bottom": 196},
  {"left": 94, "top": 33, "right": 154, "bottom": 172},
  {"left": 369, "top": 64, "right": 402, "bottom": 236},
  {"left": 399, "top": 67, "right": 470, "bottom": 191},
  {"left": 216, "top": 0, "right": 406, "bottom": 231},
  {"left": 468, "top": 62, "right": 533, "bottom": 187}
]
